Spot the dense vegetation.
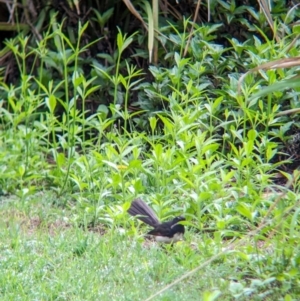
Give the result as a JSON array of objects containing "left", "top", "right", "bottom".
[{"left": 0, "top": 0, "right": 300, "bottom": 300}]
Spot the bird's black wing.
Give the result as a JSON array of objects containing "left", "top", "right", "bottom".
[{"left": 147, "top": 219, "right": 185, "bottom": 238}]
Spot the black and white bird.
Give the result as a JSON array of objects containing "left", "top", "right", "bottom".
[{"left": 128, "top": 198, "right": 185, "bottom": 243}]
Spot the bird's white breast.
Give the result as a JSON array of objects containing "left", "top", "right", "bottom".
[{"left": 154, "top": 232, "right": 184, "bottom": 243}]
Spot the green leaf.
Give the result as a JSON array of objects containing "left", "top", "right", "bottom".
[
  {"left": 284, "top": 294, "right": 293, "bottom": 301},
  {"left": 56, "top": 153, "right": 66, "bottom": 168},
  {"left": 46, "top": 94, "right": 57, "bottom": 113},
  {"left": 202, "top": 290, "right": 221, "bottom": 301},
  {"left": 247, "top": 129, "right": 257, "bottom": 141},
  {"left": 292, "top": 25, "right": 300, "bottom": 34},
  {"left": 141, "top": 0, "right": 154, "bottom": 62},
  {"left": 149, "top": 116, "right": 157, "bottom": 132},
  {"left": 18, "top": 165, "right": 25, "bottom": 177},
  {"left": 236, "top": 203, "right": 253, "bottom": 221},
  {"left": 250, "top": 77, "right": 300, "bottom": 100}
]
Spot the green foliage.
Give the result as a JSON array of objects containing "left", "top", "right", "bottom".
[{"left": 1, "top": 1, "right": 300, "bottom": 299}]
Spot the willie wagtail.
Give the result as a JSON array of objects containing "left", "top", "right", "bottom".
[{"left": 128, "top": 198, "right": 185, "bottom": 243}]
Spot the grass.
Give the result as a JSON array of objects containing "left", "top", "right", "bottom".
[
  {"left": 0, "top": 194, "right": 219, "bottom": 301},
  {"left": 1, "top": 192, "right": 299, "bottom": 301}
]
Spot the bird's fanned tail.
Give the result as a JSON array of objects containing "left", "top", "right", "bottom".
[{"left": 128, "top": 198, "right": 159, "bottom": 227}]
